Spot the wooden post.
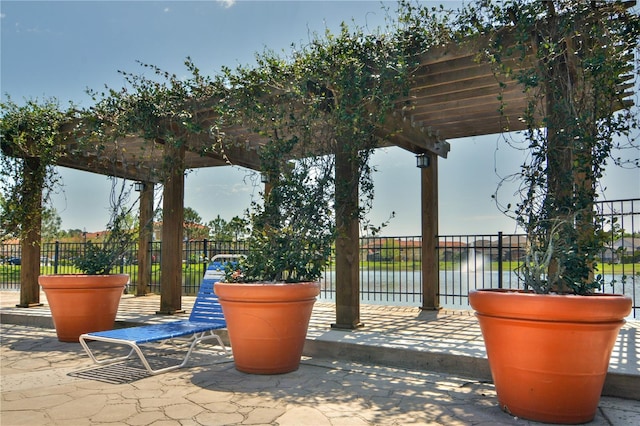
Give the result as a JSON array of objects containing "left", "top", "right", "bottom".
[
  {"left": 158, "top": 144, "right": 186, "bottom": 314},
  {"left": 544, "top": 44, "right": 576, "bottom": 285},
  {"left": 17, "top": 157, "right": 43, "bottom": 308},
  {"left": 332, "top": 142, "right": 362, "bottom": 329},
  {"left": 421, "top": 153, "right": 440, "bottom": 311},
  {"left": 136, "top": 182, "right": 154, "bottom": 296}
]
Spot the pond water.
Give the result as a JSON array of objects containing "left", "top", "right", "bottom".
[{"left": 318, "top": 269, "right": 639, "bottom": 320}]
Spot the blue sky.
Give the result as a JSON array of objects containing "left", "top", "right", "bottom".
[{"left": 2, "top": 1, "right": 638, "bottom": 236}]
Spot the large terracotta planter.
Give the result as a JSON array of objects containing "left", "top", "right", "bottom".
[
  {"left": 39, "top": 274, "right": 128, "bottom": 342},
  {"left": 214, "top": 281, "right": 319, "bottom": 374},
  {"left": 469, "top": 289, "right": 631, "bottom": 424}
]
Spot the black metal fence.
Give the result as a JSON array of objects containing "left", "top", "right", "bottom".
[
  {"left": 0, "top": 239, "right": 250, "bottom": 295},
  {"left": 1, "top": 199, "right": 638, "bottom": 318},
  {"left": 147, "top": 240, "right": 249, "bottom": 295}
]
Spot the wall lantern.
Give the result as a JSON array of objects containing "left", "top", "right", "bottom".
[
  {"left": 134, "top": 182, "right": 145, "bottom": 192},
  {"left": 260, "top": 173, "right": 270, "bottom": 183},
  {"left": 416, "top": 153, "right": 430, "bottom": 168}
]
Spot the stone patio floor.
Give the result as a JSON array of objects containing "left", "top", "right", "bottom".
[{"left": 1, "top": 290, "right": 639, "bottom": 425}]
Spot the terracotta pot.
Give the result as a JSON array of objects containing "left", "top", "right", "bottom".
[
  {"left": 469, "top": 289, "right": 631, "bottom": 424},
  {"left": 214, "top": 281, "right": 319, "bottom": 374},
  {"left": 39, "top": 274, "right": 128, "bottom": 342}
]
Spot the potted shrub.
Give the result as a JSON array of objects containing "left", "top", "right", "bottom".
[
  {"left": 469, "top": 223, "right": 632, "bottom": 424},
  {"left": 212, "top": 19, "right": 414, "bottom": 374},
  {"left": 213, "top": 64, "right": 338, "bottom": 372},
  {"left": 460, "top": 1, "right": 638, "bottom": 423},
  {"left": 214, "top": 152, "right": 334, "bottom": 374},
  {"left": 1, "top": 98, "right": 141, "bottom": 342},
  {"left": 38, "top": 180, "right": 137, "bottom": 342}
]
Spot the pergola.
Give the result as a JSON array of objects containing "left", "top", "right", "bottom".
[
  {"left": 56, "top": 39, "right": 530, "bottom": 326},
  {"left": 15, "top": 21, "right": 631, "bottom": 328}
]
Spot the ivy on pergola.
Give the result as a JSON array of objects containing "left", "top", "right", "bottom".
[{"left": 2, "top": 0, "right": 638, "bottom": 306}]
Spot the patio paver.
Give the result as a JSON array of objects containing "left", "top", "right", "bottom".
[{"left": 1, "top": 290, "right": 639, "bottom": 425}]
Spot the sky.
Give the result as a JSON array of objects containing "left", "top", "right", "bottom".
[{"left": 1, "top": 0, "right": 638, "bottom": 237}]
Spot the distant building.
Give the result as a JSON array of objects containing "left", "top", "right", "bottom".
[{"left": 601, "top": 237, "right": 640, "bottom": 264}]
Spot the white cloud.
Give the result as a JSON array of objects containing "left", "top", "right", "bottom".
[
  {"left": 163, "top": 7, "right": 170, "bottom": 13},
  {"left": 217, "top": 0, "right": 236, "bottom": 9},
  {"left": 0, "top": 13, "right": 6, "bottom": 19}
]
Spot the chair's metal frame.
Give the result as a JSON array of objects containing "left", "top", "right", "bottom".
[{"left": 79, "top": 255, "right": 239, "bottom": 375}]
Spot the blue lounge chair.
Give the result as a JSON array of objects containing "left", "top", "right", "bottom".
[{"left": 78, "top": 256, "right": 238, "bottom": 375}]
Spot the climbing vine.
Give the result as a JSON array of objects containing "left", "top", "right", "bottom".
[
  {"left": 4, "top": 1, "right": 637, "bottom": 289},
  {"left": 219, "top": 6, "right": 455, "bottom": 282},
  {"left": 456, "top": 0, "right": 640, "bottom": 293},
  {"left": 0, "top": 97, "right": 75, "bottom": 241}
]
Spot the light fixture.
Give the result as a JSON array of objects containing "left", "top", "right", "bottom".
[
  {"left": 416, "top": 153, "right": 430, "bottom": 168},
  {"left": 134, "top": 182, "right": 145, "bottom": 192},
  {"left": 260, "top": 173, "right": 269, "bottom": 183}
]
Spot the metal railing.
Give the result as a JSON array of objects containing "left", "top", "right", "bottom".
[
  {"left": 1, "top": 199, "right": 637, "bottom": 317},
  {"left": 146, "top": 240, "right": 249, "bottom": 295},
  {"left": 321, "top": 230, "right": 638, "bottom": 314},
  {"left": 319, "top": 236, "right": 424, "bottom": 305}
]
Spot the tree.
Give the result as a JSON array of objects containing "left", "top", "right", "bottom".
[
  {"left": 207, "top": 215, "right": 232, "bottom": 241},
  {"left": 0, "top": 193, "right": 14, "bottom": 241},
  {"left": 65, "top": 229, "right": 85, "bottom": 239},
  {"left": 228, "top": 216, "right": 249, "bottom": 241},
  {"left": 218, "top": 10, "right": 425, "bottom": 284},
  {"left": 183, "top": 206, "right": 202, "bottom": 226},
  {"left": 41, "top": 207, "right": 62, "bottom": 242},
  {"left": 183, "top": 206, "right": 208, "bottom": 240}
]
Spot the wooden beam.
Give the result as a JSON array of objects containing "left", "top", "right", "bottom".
[
  {"left": 412, "top": 86, "right": 528, "bottom": 113},
  {"left": 421, "top": 153, "right": 440, "bottom": 311},
  {"left": 379, "top": 112, "right": 450, "bottom": 158},
  {"left": 409, "top": 59, "right": 527, "bottom": 97},
  {"left": 430, "top": 114, "right": 529, "bottom": 139},
  {"left": 157, "top": 143, "right": 186, "bottom": 315},
  {"left": 136, "top": 182, "right": 154, "bottom": 296},
  {"left": 182, "top": 132, "right": 263, "bottom": 170},
  {"left": 17, "top": 157, "right": 43, "bottom": 308},
  {"left": 408, "top": 85, "right": 527, "bottom": 117},
  {"left": 332, "top": 141, "right": 363, "bottom": 330},
  {"left": 56, "top": 157, "right": 161, "bottom": 184}
]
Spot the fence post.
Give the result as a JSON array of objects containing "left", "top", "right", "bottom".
[
  {"left": 149, "top": 241, "right": 156, "bottom": 293},
  {"left": 497, "top": 232, "right": 503, "bottom": 289},
  {"left": 54, "top": 241, "right": 60, "bottom": 274}
]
